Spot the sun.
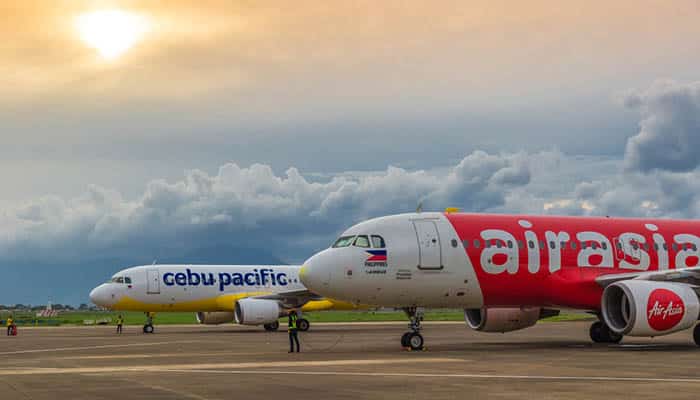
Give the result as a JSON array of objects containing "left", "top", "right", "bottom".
[{"left": 76, "top": 10, "right": 150, "bottom": 60}]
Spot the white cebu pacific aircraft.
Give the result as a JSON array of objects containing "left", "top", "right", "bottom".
[{"left": 89, "top": 264, "right": 358, "bottom": 333}]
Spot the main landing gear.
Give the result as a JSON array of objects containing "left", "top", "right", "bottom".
[
  {"left": 143, "top": 312, "right": 155, "bottom": 334},
  {"left": 589, "top": 320, "right": 622, "bottom": 344},
  {"left": 693, "top": 324, "right": 700, "bottom": 346},
  {"left": 264, "top": 313, "right": 310, "bottom": 332},
  {"left": 401, "top": 307, "right": 425, "bottom": 351},
  {"left": 264, "top": 321, "right": 280, "bottom": 331},
  {"left": 297, "top": 318, "right": 310, "bottom": 332}
]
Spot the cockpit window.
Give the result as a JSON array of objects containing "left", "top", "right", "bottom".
[
  {"left": 110, "top": 276, "right": 129, "bottom": 284},
  {"left": 371, "top": 235, "right": 386, "bottom": 248},
  {"left": 124, "top": 277, "right": 132, "bottom": 284},
  {"left": 354, "top": 235, "right": 370, "bottom": 248},
  {"left": 332, "top": 236, "right": 356, "bottom": 248}
]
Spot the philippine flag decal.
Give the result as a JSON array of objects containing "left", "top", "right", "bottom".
[{"left": 365, "top": 249, "right": 388, "bottom": 267}]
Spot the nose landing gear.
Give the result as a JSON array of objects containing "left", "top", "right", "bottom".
[
  {"left": 143, "top": 312, "right": 155, "bottom": 334},
  {"left": 401, "top": 307, "right": 425, "bottom": 351},
  {"left": 589, "top": 320, "right": 622, "bottom": 344}
]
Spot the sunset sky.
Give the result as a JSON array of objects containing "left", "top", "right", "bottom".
[{"left": 2, "top": 1, "right": 700, "bottom": 303}]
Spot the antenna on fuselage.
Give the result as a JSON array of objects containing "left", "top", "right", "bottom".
[
  {"left": 152, "top": 259, "right": 157, "bottom": 265},
  {"left": 416, "top": 201, "right": 423, "bottom": 213}
]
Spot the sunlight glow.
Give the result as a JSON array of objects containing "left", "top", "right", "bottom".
[{"left": 76, "top": 10, "right": 150, "bottom": 60}]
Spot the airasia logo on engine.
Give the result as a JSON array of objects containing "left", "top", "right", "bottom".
[{"left": 646, "top": 289, "right": 685, "bottom": 331}]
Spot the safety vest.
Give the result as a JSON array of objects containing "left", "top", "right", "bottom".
[
  {"left": 288, "top": 315, "right": 297, "bottom": 330},
  {"left": 7, "top": 318, "right": 13, "bottom": 327},
  {"left": 116, "top": 317, "right": 123, "bottom": 325}
]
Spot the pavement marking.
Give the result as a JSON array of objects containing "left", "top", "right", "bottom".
[
  {"left": 0, "top": 358, "right": 462, "bottom": 376},
  {"left": 160, "top": 369, "right": 700, "bottom": 384},
  {"left": 0, "top": 340, "right": 203, "bottom": 356},
  {"left": 55, "top": 352, "right": 280, "bottom": 360}
]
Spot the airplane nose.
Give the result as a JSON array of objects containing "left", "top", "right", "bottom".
[
  {"left": 300, "top": 251, "right": 333, "bottom": 294},
  {"left": 89, "top": 284, "right": 114, "bottom": 308}
]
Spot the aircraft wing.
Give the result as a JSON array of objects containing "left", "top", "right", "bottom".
[
  {"left": 595, "top": 266, "right": 700, "bottom": 288},
  {"left": 249, "top": 289, "right": 323, "bottom": 309}
]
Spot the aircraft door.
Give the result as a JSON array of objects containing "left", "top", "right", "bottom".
[
  {"left": 413, "top": 220, "right": 443, "bottom": 270},
  {"left": 147, "top": 269, "right": 160, "bottom": 294}
]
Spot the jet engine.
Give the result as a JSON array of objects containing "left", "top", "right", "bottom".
[
  {"left": 601, "top": 280, "right": 700, "bottom": 336},
  {"left": 195, "top": 311, "right": 235, "bottom": 325},
  {"left": 234, "top": 298, "right": 281, "bottom": 325},
  {"left": 464, "top": 307, "right": 558, "bottom": 333}
]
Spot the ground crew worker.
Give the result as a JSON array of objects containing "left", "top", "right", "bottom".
[
  {"left": 6, "top": 315, "right": 14, "bottom": 336},
  {"left": 116, "top": 314, "right": 124, "bottom": 334},
  {"left": 288, "top": 311, "right": 300, "bottom": 353}
]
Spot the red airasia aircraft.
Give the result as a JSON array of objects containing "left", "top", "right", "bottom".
[{"left": 300, "top": 211, "right": 700, "bottom": 350}]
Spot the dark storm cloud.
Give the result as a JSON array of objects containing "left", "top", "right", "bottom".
[
  {"left": 624, "top": 80, "right": 700, "bottom": 173},
  {"left": 0, "top": 151, "right": 532, "bottom": 269}
]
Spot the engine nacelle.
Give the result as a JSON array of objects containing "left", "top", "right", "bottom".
[
  {"left": 234, "top": 299, "right": 281, "bottom": 325},
  {"left": 464, "top": 307, "right": 544, "bottom": 333},
  {"left": 602, "top": 280, "right": 700, "bottom": 337}
]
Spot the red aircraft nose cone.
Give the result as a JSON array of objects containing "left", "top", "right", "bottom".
[{"left": 647, "top": 289, "right": 685, "bottom": 331}]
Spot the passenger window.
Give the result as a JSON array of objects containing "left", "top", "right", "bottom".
[
  {"left": 507, "top": 240, "right": 513, "bottom": 249},
  {"left": 528, "top": 240, "right": 534, "bottom": 249},
  {"left": 496, "top": 241, "right": 502, "bottom": 248},
  {"left": 654, "top": 243, "right": 659, "bottom": 251},
  {"left": 473, "top": 239, "right": 480, "bottom": 248},
  {"left": 591, "top": 242, "right": 598, "bottom": 250},
  {"left": 517, "top": 240, "right": 524, "bottom": 249},
  {"left": 549, "top": 241, "right": 555, "bottom": 249},
  {"left": 663, "top": 243, "right": 669, "bottom": 251},
  {"left": 332, "top": 236, "right": 355, "bottom": 248},
  {"left": 571, "top": 241, "right": 577, "bottom": 250},
  {"left": 602, "top": 242, "right": 608, "bottom": 250},
  {"left": 462, "top": 240, "right": 469, "bottom": 249},
  {"left": 582, "top": 242, "right": 588, "bottom": 250},
  {"left": 539, "top": 241, "right": 545, "bottom": 250},
  {"left": 354, "top": 235, "right": 370, "bottom": 248},
  {"left": 371, "top": 235, "right": 386, "bottom": 248},
  {"left": 643, "top": 243, "right": 650, "bottom": 251}
]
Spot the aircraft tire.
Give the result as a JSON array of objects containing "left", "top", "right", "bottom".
[
  {"left": 401, "top": 332, "right": 411, "bottom": 347},
  {"left": 297, "top": 318, "right": 310, "bottom": 332},
  {"left": 143, "top": 324, "right": 154, "bottom": 334},
  {"left": 407, "top": 332, "right": 424, "bottom": 351},
  {"left": 589, "top": 321, "right": 604, "bottom": 343},
  {"left": 264, "top": 321, "right": 280, "bottom": 332},
  {"left": 693, "top": 324, "right": 700, "bottom": 346}
]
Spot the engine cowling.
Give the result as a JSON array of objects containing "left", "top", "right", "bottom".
[
  {"left": 195, "top": 312, "right": 235, "bottom": 325},
  {"left": 464, "top": 307, "right": 546, "bottom": 333},
  {"left": 602, "top": 280, "right": 700, "bottom": 336},
  {"left": 234, "top": 299, "right": 281, "bottom": 325}
]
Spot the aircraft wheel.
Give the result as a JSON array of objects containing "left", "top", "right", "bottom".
[
  {"left": 143, "top": 324, "right": 154, "bottom": 334},
  {"left": 604, "top": 327, "right": 623, "bottom": 344},
  {"left": 589, "top": 321, "right": 604, "bottom": 343},
  {"left": 693, "top": 324, "right": 700, "bottom": 346},
  {"left": 401, "top": 332, "right": 411, "bottom": 347},
  {"left": 264, "top": 321, "right": 280, "bottom": 332},
  {"left": 407, "top": 332, "right": 424, "bottom": 351},
  {"left": 297, "top": 318, "right": 310, "bottom": 332}
]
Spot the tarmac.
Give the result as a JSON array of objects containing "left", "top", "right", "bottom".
[{"left": 1, "top": 321, "right": 700, "bottom": 399}]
